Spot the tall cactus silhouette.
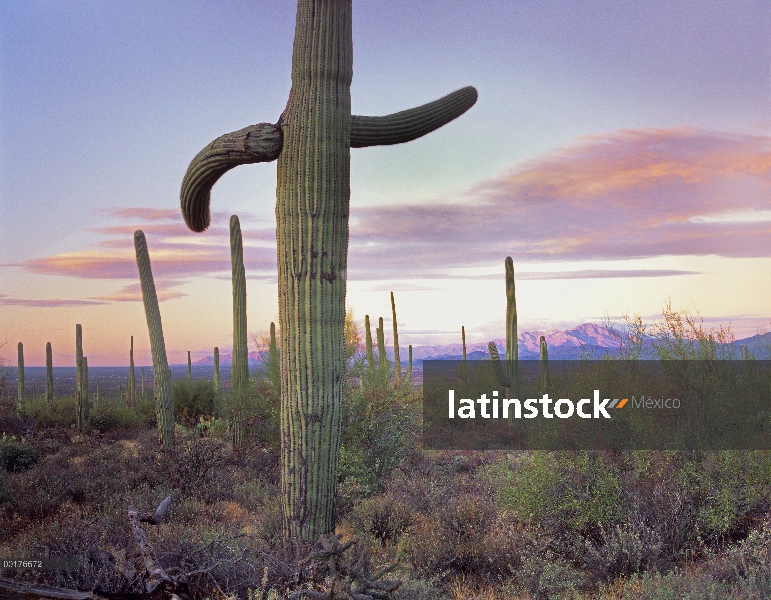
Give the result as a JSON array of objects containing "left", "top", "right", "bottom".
[
  {"left": 408, "top": 345, "right": 413, "bottom": 379},
  {"left": 377, "top": 317, "right": 389, "bottom": 378},
  {"left": 180, "top": 1, "right": 477, "bottom": 542},
  {"left": 134, "top": 230, "right": 175, "bottom": 450},
  {"left": 17, "top": 342, "right": 24, "bottom": 411},
  {"left": 230, "top": 215, "right": 249, "bottom": 455},
  {"left": 187, "top": 351, "right": 192, "bottom": 382},
  {"left": 82, "top": 357, "right": 89, "bottom": 410},
  {"left": 75, "top": 324, "right": 86, "bottom": 430},
  {"left": 129, "top": 336, "right": 136, "bottom": 409},
  {"left": 391, "top": 292, "right": 401, "bottom": 382},
  {"left": 539, "top": 335, "right": 549, "bottom": 395},
  {"left": 268, "top": 322, "right": 280, "bottom": 392},
  {"left": 141, "top": 367, "right": 146, "bottom": 401},
  {"left": 488, "top": 257, "right": 519, "bottom": 399},
  {"left": 364, "top": 315, "right": 375, "bottom": 376},
  {"left": 45, "top": 342, "right": 53, "bottom": 406},
  {"left": 213, "top": 347, "right": 221, "bottom": 391}
]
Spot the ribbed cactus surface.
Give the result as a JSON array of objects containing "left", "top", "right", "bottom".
[
  {"left": 17, "top": 342, "right": 24, "bottom": 410},
  {"left": 269, "top": 323, "right": 280, "bottom": 391},
  {"left": 230, "top": 214, "right": 248, "bottom": 455},
  {"left": 179, "top": 0, "right": 477, "bottom": 542},
  {"left": 364, "top": 315, "right": 375, "bottom": 375},
  {"left": 377, "top": 317, "right": 389, "bottom": 377},
  {"left": 488, "top": 257, "right": 519, "bottom": 399},
  {"left": 134, "top": 230, "right": 175, "bottom": 450},
  {"left": 187, "top": 351, "right": 192, "bottom": 382},
  {"left": 82, "top": 357, "right": 89, "bottom": 410},
  {"left": 45, "top": 342, "right": 53, "bottom": 405}
]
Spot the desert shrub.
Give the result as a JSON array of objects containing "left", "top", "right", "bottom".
[
  {"left": 88, "top": 402, "right": 140, "bottom": 432},
  {"left": 135, "top": 396, "right": 159, "bottom": 427},
  {"left": 348, "top": 494, "right": 415, "bottom": 546},
  {"left": 0, "top": 439, "right": 38, "bottom": 472},
  {"left": 173, "top": 379, "right": 218, "bottom": 423},
  {"left": 32, "top": 395, "right": 76, "bottom": 428}
]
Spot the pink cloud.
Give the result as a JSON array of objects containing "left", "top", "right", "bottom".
[{"left": 0, "top": 293, "right": 105, "bottom": 307}]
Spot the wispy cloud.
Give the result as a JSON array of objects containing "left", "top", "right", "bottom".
[
  {"left": 0, "top": 293, "right": 105, "bottom": 307},
  {"left": 12, "top": 127, "right": 771, "bottom": 290}
]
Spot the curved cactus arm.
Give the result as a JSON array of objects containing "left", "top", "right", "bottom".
[
  {"left": 180, "top": 87, "right": 477, "bottom": 233},
  {"left": 488, "top": 341, "right": 510, "bottom": 389},
  {"left": 350, "top": 86, "right": 478, "bottom": 148},
  {"left": 181, "top": 123, "right": 284, "bottom": 232}
]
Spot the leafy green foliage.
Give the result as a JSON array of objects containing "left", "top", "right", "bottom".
[
  {"left": 173, "top": 379, "right": 218, "bottom": 423},
  {"left": 0, "top": 439, "right": 38, "bottom": 472}
]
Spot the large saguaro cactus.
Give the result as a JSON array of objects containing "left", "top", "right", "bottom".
[
  {"left": 391, "top": 292, "right": 401, "bottom": 382},
  {"left": 75, "top": 324, "right": 87, "bottom": 430},
  {"left": 539, "top": 335, "right": 549, "bottom": 395},
  {"left": 129, "top": 336, "right": 136, "bottom": 409},
  {"left": 230, "top": 215, "right": 249, "bottom": 455},
  {"left": 213, "top": 347, "right": 221, "bottom": 391},
  {"left": 180, "top": 1, "right": 477, "bottom": 542},
  {"left": 488, "top": 257, "right": 519, "bottom": 399},
  {"left": 134, "top": 230, "right": 175, "bottom": 450}
]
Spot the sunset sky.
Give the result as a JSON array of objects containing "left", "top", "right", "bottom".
[{"left": 1, "top": 0, "right": 770, "bottom": 367}]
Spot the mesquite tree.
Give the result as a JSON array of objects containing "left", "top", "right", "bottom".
[
  {"left": 135, "top": 230, "right": 175, "bottom": 450},
  {"left": 180, "top": 1, "right": 476, "bottom": 542}
]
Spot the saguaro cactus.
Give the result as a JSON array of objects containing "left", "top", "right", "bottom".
[
  {"left": 540, "top": 335, "right": 549, "bottom": 395},
  {"left": 17, "top": 342, "right": 24, "bottom": 411},
  {"left": 391, "top": 292, "right": 401, "bottom": 382},
  {"left": 129, "top": 336, "right": 136, "bottom": 409},
  {"left": 134, "top": 230, "right": 175, "bottom": 450},
  {"left": 180, "top": 1, "right": 477, "bottom": 542},
  {"left": 364, "top": 315, "right": 375, "bottom": 375},
  {"left": 213, "top": 347, "right": 220, "bottom": 391},
  {"left": 141, "top": 367, "right": 146, "bottom": 401},
  {"left": 45, "top": 342, "right": 53, "bottom": 405},
  {"left": 488, "top": 257, "right": 519, "bottom": 399},
  {"left": 82, "top": 357, "right": 89, "bottom": 409},
  {"left": 408, "top": 345, "right": 413, "bottom": 379},
  {"left": 377, "top": 317, "right": 389, "bottom": 378},
  {"left": 268, "top": 323, "right": 280, "bottom": 392},
  {"left": 230, "top": 215, "right": 249, "bottom": 455},
  {"left": 75, "top": 324, "right": 86, "bottom": 430}
]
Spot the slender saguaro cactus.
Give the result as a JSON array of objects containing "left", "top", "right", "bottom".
[
  {"left": 269, "top": 323, "right": 280, "bottom": 392},
  {"left": 364, "top": 315, "right": 375, "bottom": 375},
  {"left": 129, "top": 336, "right": 136, "bottom": 409},
  {"left": 488, "top": 257, "right": 519, "bottom": 399},
  {"left": 141, "top": 367, "right": 146, "bottom": 401},
  {"left": 75, "top": 324, "right": 85, "bottom": 430},
  {"left": 377, "top": 317, "right": 389, "bottom": 378},
  {"left": 180, "top": 0, "right": 477, "bottom": 542},
  {"left": 408, "top": 345, "right": 413, "bottom": 379},
  {"left": 45, "top": 342, "right": 53, "bottom": 406},
  {"left": 134, "top": 230, "right": 175, "bottom": 450},
  {"left": 391, "top": 292, "right": 401, "bottom": 382},
  {"left": 213, "top": 347, "right": 221, "bottom": 391},
  {"left": 230, "top": 215, "right": 249, "bottom": 455},
  {"left": 17, "top": 342, "right": 24, "bottom": 411},
  {"left": 539, "top": 335, "right": 549, "bottom": 395},
  {"left": 187, "top": 351, "right": 192, "bottom": 382},
  {"left": 96, "top": 381, "right": 100, "bottom": 408}
]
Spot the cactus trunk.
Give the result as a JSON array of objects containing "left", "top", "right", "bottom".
[
  {"left": 376, "top": 317, "right": 389, "bottom": 378},
  {"left": 364, "top": 315, "right": 375, "bottom": 375},
  {"left": 17, "top": 342, "right": 24, "bottom": 411},
  {"left": 134, "top": 230, "right": 175, "bottom": 450},
  {"left": 408, "top": 344, "right": 413, "bottom": 379},
  {"left": 505, "top": 257, "right": 519, "bottom": 399},
  {"left": 141, "top": 367, "right": 146, "bottom": 401},
  {"left": 82, "top": 357, "right": 89, "bottom": 410},
  {"left": 75, "top": 324, "right": 87, "bottom": 430},
  {"left": 268, "top": 323, "right": 280, "bottom": 392},
  {"left": 213, "top": 347, "right": 220, "bottom": 391},
  {"left": 45, "top": 341, "right": 53, "bottom": 406},
  {"left": 129, "top": 336, "right": 136, "bottom": 409},
  {"left": 230, "top": 215, "right": 249, "bottom": 455},
  {"left": 539, "top": 335, "right": 549, "bottom": 395},
  {"left": 391, "top": 292, "right": 401, "bottom": 382}
]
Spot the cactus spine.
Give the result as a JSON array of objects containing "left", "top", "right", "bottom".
[
  {"left": 213, "top": 347, "right": 220, "bottom": 391},
  {"left": 17, "top": 342, "right": 24, "bottom": 411},
  {"left": 230, "top": 215, "right": 248, "bottom": 455},
  {"left": 129, "top": 336, "right": 136, "bottom": 409},
  {"left": 391, "top": 292, "right": 401, "bottom": 382},
  {"left": 364, "top": 315, "right": 375, "bottom": 375},
  {"left": 488, "top": 257, "right": 519, "bottom": 399},
  {"left": 180, "top": 0, "right": 477, "bottom": 542},
  {"left": 45, "top": 341, "right": 53, "bottom": 406},
  {"left": 540, "top": 335, "right": 549, "bottom": 395},
  {"left": 134, "top": 230, "right": 175, "bottom": 450}
]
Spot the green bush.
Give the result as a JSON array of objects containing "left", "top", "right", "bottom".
[
  {"left": 173, "top": 379, "right": 218, "bottom": 423},
  {"left": 29, "top": 395, "right": 76, "bottom": 428},
  {"left": 88, "top": 403, "right": 140, "bottom": 432},
  {"left": 0, "top": 440, "right": 39, "bottom": 472},
  {"left": 135, "top": 396, "right": 158, "bottom": 426}
]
